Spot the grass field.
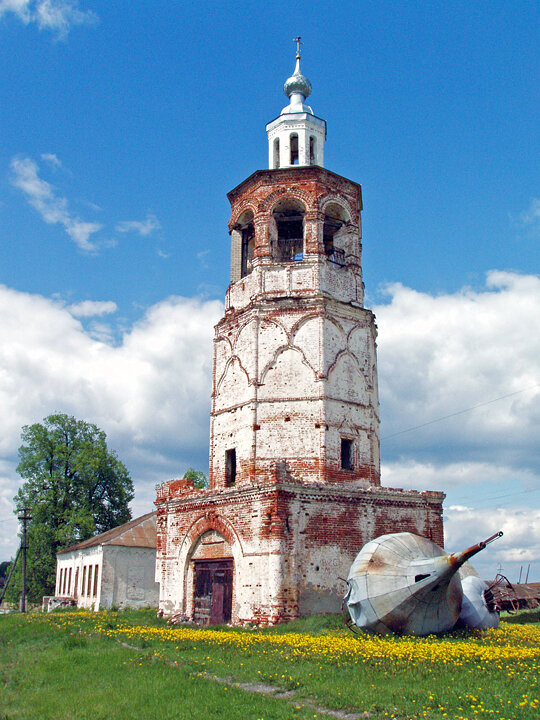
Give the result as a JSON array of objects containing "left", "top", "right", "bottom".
[{"left": 0, "top": 608, "right": 538, "bottom": 720}]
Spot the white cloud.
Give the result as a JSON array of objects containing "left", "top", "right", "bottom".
[
  {"left": 519, "top": 198, "right": 540, "bottom": 236},
  {"left": 40, "top": 152, "right": 61, "bottom": 169},
  {"left": 68, "top": 300, "right": 117, "bottom": 318},
  {"left": 375, "top": 271, "right": 540, "bottom": 465},
  {"left": 444, "top": 505, "right": 540, "bottom": 580},
  {"left": 0, "top": 284, "right": 222, "bottom": 557},
  {"left": 10, "top": 156, "right": 102, "bottom": 252},
  {"left": 197, "top": 249, "right": 210, "bottom": 270},
  {"left": 0, "top": 0, "right": 97, "bottom": 39},
  {"left": 382, "top": 460, "right": 537, "bottom": 493},
  {"left": 115, "top": 213, "right": 161, "bottom": 238}
]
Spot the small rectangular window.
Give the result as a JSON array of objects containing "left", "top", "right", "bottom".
[
  {"left": 82, "top": 566, "right": 87, "bottom": 596},
  {"left": 225, "top": 449, "right": 236, "bottom": 486},
  {"left": 58, "top": 568, "right": 63, "bottom": 595},
  {"left": 87, "top": 565, "right": 93, "bottom": 597},
  {"left": 68, "top": 567, "right": 72, "bottom": 595},
  {"left": 341, "top": 438, "right": 354, "bottom": 470},
  {"left": 93, "top": 565, "right": 99, "bottom": 598}
]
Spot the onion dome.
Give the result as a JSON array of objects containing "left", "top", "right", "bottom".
[{"left": 283, "top": 57, "right": 312, "bottom": 100}]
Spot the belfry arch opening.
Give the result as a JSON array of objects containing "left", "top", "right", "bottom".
[
  {"left": 272, "top": 198, "right": 305, "bottom": 263},
  {"left": 237, "top": 210, "right": 255, "bottom": 278},
  {"left": 323, "top": 202, "right": 349, "bottom": 264},
  {"left": 309, "top": 136, "right": 316, "bottom": 164},
  {"left": 273, "top": 138, "right": 280, "bottom": 169},
  {"left": 290, "top": 133, "right": 299, "bottom": 165}
]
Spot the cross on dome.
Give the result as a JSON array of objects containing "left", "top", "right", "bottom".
[{"left": 283, "top": 37, "right": 312, "bottom": 104}]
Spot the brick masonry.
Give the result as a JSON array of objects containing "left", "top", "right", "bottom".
[{"left": 156, "top": 165, "right": 445, "bottom": 624}]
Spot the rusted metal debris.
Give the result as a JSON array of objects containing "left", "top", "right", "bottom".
[
  {"left": 343, "top": 531, "right": 503, "bottom": 636},
  {"left": 487, "top": 575, "right": 540, "bottom": 613}
]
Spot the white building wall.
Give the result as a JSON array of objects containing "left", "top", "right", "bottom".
[
  {"left": 56, "top": 546, "right": 103, "bottom": 610},
  {"left": 101, "top": 546, "right": 159, "bottom": 609},
  {"left": 56, "top": 544, "right": 158, "bottom": 610}
]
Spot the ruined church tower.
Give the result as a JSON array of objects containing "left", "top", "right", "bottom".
[
  {"left": 210, "top": 46, "right": 379, "bottom": 490},
  {"left": 156, "top": 45, "right": 444, "bottom": 625}
]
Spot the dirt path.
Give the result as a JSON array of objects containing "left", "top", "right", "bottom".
[{"left": 119, "top": 641, "right": 371, "bottom": 719}]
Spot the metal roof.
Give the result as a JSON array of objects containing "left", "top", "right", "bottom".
[{"left": 58, "top": 511, "right": 156, "bottom": 554}]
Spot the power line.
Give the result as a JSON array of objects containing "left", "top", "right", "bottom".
[
  {"left": 451, "top": 486, "right": 540, "bottom": 508},
  {"left": 382, "top": 383, "right": 540, "bottom": 440}
]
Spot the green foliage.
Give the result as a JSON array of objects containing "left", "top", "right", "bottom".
[
  {"left": 182, "top": 467, "right": 208, "bottom": 489},
  {"left": 8, "top": 413, "right": 134, "bottom": 603},
  {"left": 0, "top": 560, "right": 9, "bottom": 589},
  {"left": 503, "top": 608, "right": 540, "bottom": 624}
]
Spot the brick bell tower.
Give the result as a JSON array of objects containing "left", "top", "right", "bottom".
[
  {"left": 156, "top": 42, "right": 445, "bottom": 625},
  {"left": 210, "top": 43, "right": 379, "bottom": 489}
]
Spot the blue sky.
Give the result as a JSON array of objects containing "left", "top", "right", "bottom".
[{"left": 0, "top": 1, "right": 539, "bottom": 580}]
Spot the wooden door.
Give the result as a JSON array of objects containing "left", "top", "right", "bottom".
[{"left": 193, "top": 559, "right": 233, "bottom": 625}]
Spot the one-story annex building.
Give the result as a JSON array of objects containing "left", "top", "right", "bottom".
[{"left": 54, "top": 511, "right": 158, "bottom": 611}]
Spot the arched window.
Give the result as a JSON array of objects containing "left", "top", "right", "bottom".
[
  {"left": 272, "top": 198, "right": 305, "bottom": 262},
  {"left": 290, "top": 133, "right": 299, "bottom": 165},
  {"left": 323, "top": 202, "right": 349, "bottom": 264},
  {"left": 274, "top": 138, "right": 280, "bottom": 169},
  {"left": 238, "top": 210, "right": 255, "bottom": 278},
  {"left": 309, "top": 136, "right": 316, "bottom": 164}
]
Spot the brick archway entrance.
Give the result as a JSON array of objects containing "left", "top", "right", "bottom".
[{"left": 189, "top": 529, "right": 234, "bottom": 625}]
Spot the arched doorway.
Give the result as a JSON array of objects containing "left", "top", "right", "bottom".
[{"left": 190, "top": 530, "right": 233, "bottom": 625}]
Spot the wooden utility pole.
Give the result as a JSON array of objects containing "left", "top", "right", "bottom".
[{"left": 18, "top": 508, "right": 31, "bottom": 613}]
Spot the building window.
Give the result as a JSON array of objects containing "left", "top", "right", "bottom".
[
  {"left": 290, "top": 133, "right": 299, "bottom": 165},
  {"left": 62, "top": 569, "right": 68, "bottom": 595},
  {"left": 274, "top": 138, "right": 280, "bottom": 169},
  {"left": 341, "top": 438, "right": 354, "bottom": 470},
  {"left": 68, "top": 567, "right": 72, "bottom": 595},
  {"left": 82, "top": 566, "right": 87, "bottom": 596},
  {"left": 58, "top": 568, "right": 63, "bottom": 595},
  {"left": 309, "top": 136, "right": 316, "bottom": 164},
  {"left": 87, "top": 565, "right": 93, "bottom": 597},
  {"left": 93, "top": 565, "right": 99, "bottom": 598},
  {"left": 225, "top": 449, "right": 236, "bottom": 486}
]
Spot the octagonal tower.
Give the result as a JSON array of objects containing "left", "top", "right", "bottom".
[{"left": 209, "top": 165, "right": 380, "bottom": 489}]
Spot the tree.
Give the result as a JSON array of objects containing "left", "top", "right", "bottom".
[
  {"left": 9, "top": 413, "right": 134, "bottom": 603},
  {"left": 183, "top": 468, "right": 208, "bottom": 489},
  {"left": 0, "top": 561, "right": 9, "bottom": 589}
]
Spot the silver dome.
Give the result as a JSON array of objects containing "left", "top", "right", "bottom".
[{"left": 283, "top": 70, "right": 312, "bottom": 99}]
